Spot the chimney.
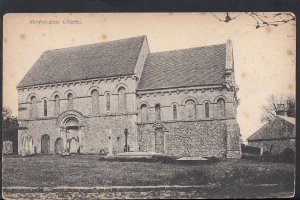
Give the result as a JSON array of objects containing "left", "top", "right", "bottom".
[
  {"left": 275, "top": 104, "right": 287, "bottom": 116},
  {"left": 225, "top": 39, "right": 235, "bottom": 86},
  {"left": 226, "top": 39, "right": 234, "bottom": 71}
]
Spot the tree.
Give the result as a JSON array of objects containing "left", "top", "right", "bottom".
[
  {"left": 286, "top": 95, "right": 296, "bottom": 118},
  {"left": 2, "top": 107, "right": 18, "bottom": 130},
  {"left": 260, "top": 94, "right": 295, "bottom": 123},
  {"left": 2, "top": 107, "right": 19, "bottom": 154}
]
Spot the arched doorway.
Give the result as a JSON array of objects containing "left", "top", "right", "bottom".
[
  {"left": 69, "top": 137, "right": 79, "bottom": 153},
  {"left": 21, "top": 133, "right": 34, "bottom": 156},
  {"left": 41, "top": 134, "right": 50, "bottom": 154},
  {"left": 57, "top": 110, "right": 86, "bottom": 154},
  {"left": 54, "top": 138, "right": 64, "bottom": 154},
  {"left": 65, "top": 117, "right": 80, "bottom": 154}
]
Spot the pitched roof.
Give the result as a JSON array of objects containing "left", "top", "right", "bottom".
[
  {"left": 17, "top": 36, "right": 146, "bottom": 88},
  {"left": 137, "top": 43, "right": 226, "bottom": 91},
  {"left": 247, "top": 116, "right": 295, "bottom": 141}
]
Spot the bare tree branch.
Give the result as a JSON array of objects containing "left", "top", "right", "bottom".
[
  {"left": 261, "top": 94, "right": 295, "bottom": 123},
  {"left": 210, "top": 12, "right": 241, "bottom": 23},
  {"left": 210, "top": 12, "right": 223, "bottom": 22},
  {"left": 210, "top": 12, "right": 295, "bottom": 30}
]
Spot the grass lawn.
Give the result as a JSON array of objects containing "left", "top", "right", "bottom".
[{"left": 2, "top": 154, "right": 295, "bottom": 189}]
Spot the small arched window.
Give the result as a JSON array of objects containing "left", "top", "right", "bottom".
[
  {"left": 205, "top": 102, "right": 209, "bottom": 118},
  {"left": 186, "top": 100, "right": 196, "bottom": 120},
  {"left": 118, "top": 87, "right": 127, "bottom": 112},
  {"left": 173, "top": 104, "right": 177, "bottom": 120},
  {"left": 67, "top": 93, "right": 74, "bottom": 110},
  {"left": 155, "top": 104, "right": 161, "bottom": 121},
  {"left": 217, "top": 98, "right": 226, "bottom": 117},
  {"left": 91, "top": 89, "right": 100, "bottom": 115},
  {"left": 106, "top": 93, "right": 110, "bottom": 111},
  {"left": 54, "top": 95, "right": 60, "bottom": 116},
  {"left": 141, "top": 104, "right": 148, "bottom": 122},
  {"left": 43, "top": 99, "right": 48, "bottom": 117},
  {"left": 30, "top": 96, "right": 37, "bottom": 118}
]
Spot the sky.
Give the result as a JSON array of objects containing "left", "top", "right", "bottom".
[{"left": 3, "top": 13, "right": 296, "bottom": 141}]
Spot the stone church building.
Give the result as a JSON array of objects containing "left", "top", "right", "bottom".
[{"left": 17, "top": 36, "right": 241, "bottom": 158}]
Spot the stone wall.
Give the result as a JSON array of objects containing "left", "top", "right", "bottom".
[
  {"left": 84, "top": 114, "right": 138, "bottom": 154},
  {"left": 17, "top": 74, "right": 141, "bottom": 155},
  {"left": 226, "top": 120, "right": 241, "bottom": 158},
  {"left": 138, "top": 120, "right": 229, "bottom": 158},
  {"left": 136, "top": 88, "right": 237, "bottom": 123},
  {"left": 18, "top": 119, "right": 58, "bottom": 154},
  {"left": 18, "top": 113, "right": 138, "bottom": 155},
  {"left": 17, "top": 76, "right": 138, "bottom": 120}
]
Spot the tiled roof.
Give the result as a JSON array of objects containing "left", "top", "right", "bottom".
[
  {"left": 17, "top": 36, "right": 146, "bottom": 88},
  {"left": 137, "top": 43, "right": 226, "bottom": 91},
  {"left": 247, "top": 116, "right": 295, "bottom": 141}
]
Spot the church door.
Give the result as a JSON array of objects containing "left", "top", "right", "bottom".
[
  {"left": 41, "top": 134, "right": 50, "bottom": 154},
  {"left": 54, "top": 138, "right": 64, "bottom": 154}
]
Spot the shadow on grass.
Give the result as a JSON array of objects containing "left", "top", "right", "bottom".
[{"left": 98, "top": 155, "right": 220, "bottom": 165}]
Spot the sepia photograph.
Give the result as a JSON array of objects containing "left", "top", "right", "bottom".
[{"left": 2, "top": 12, "right": 296, "bottom": 199}]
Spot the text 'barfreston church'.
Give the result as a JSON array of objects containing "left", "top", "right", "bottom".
[{"left": 17, "top": 35, "right": 241, "bottom": 158}]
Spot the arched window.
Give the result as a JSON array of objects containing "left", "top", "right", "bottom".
[
  {"left": 217, "top": 98, "right": 226, "bottom": 117},
  {"left": 106, "top": 93, "right": 110, "bottom": 111},
  {"left": 30, "top": 96, "right": 37, "bottom": 118},
  {"left": 155, "top": 104, "right": 161, "bottom": 121},
  {"left": 141, "top": 104, "right": 148, "bottom": 122},
  {"left": 91, "top": 89, "right": 100, "bottom": 115},
  {"left": 205, "top": 102, "right": 209, "bottom": 118},
  {"left": 54, "top": 95, "right": 60, "bottom": 116},
  {"left": 118, "top": 87, "right": 126, "bottom": 112},
  {"left": 67, "top": 93, "right": 74, "bottom": 110},
  {"left": 186, "top": 100, "right": 196, "bottom": 120},
  {"left": 43, "top": 99, "right": 48, "bottom": 117},
  {"left": 173, "top": 104, "right": 177, "bottom": 120}
]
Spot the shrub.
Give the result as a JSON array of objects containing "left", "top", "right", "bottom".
[
  {"left": 258, "top": 149, "right": 295, "bottom": 163},
  {"left": 259, "top": 151, "right": 279, "bottom": 162},
  {"left": 241, "top": 153, "right": 260, "bottom": 160},
  {"left": 241, "top": 144, "right": 261, "bottom": 156},
  {"left": 279, "top": 148, "right": 295, "bottom": 163}
]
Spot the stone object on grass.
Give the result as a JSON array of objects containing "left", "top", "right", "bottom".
[
  {"left": 21, "top": 133, "right": 34, "bottom": 156},
  {"left": 177, "top": 157, "right": 208, "bottom": 161},
  {"left": 3, "top": 141, "right": 13, "bottom": 154}
]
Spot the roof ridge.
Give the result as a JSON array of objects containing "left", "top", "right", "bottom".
[
  {"left": 149, "top": 43, "right": 226, "bottom": 55},
  {"left": 277, "top": 115, "right": 295, "bottom": 125},
  {"left": 48, "top": 35, "right": 147, "bottom": 52}
]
